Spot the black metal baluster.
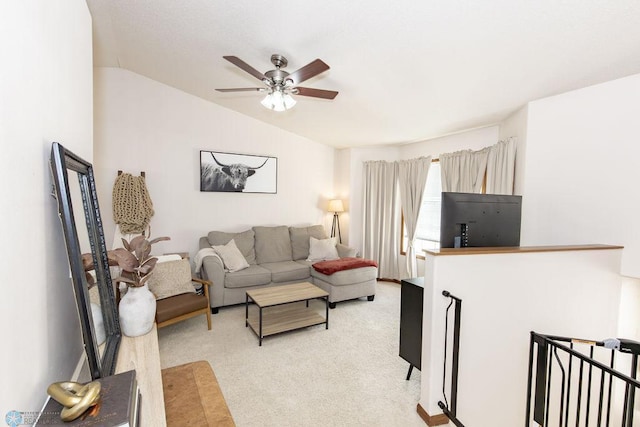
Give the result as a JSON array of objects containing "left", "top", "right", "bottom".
[
  {"left": 605, "top": 350, "right": 614, "bottom": 427},
  {"left": 554, "top": 347, "right": 567, "bottom": 427},
  {"left": 545, "top": 344, "right": 554, "bottom": 427},
  {"left": 533, "top": 335, "right": 549, "bottom": 425},
  {"left": 565, "top": 343, "right": 574, "bottom": 427},
  {"left": 586, "top": 346, "right": 594, "bottom": 427},
  {"left": 526, "top": 332, "right": 536, "bottom": 427},
  {"left": 596, "top": 366, "right": 605, "bottom": 426},
  {"left": 623, "top": 353, "right": 638, "bottom": 427},
  {"left": 576, "top": 359, "right": 584, "bottom": 427}
]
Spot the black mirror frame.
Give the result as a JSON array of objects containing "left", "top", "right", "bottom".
[{"left": 50, "top": 142, "right": 120, "bottom": 379}]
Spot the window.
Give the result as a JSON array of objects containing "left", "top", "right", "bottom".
[{"left": 401, "top": 162, "right": 441, "bottom": 256}]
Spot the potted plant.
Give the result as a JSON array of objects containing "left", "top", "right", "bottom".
[{"left": 111, "top": 234, "right": 170, "bottom": 337}]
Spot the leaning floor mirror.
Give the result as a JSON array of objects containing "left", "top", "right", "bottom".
[{"left": 50, "top": 142, "right": 120, "bottom": 379}]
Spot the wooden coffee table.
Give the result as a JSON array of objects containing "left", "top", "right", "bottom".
[{"left": 245, "top": 282, "right": 329, "bottom": 346}]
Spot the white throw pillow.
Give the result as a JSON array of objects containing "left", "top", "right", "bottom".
[
  {"left": 307, "top": 237, "right": 340, "bottom": 262},
  {"left": 212, "top": 239, "right": 250, "bottom": 272}
]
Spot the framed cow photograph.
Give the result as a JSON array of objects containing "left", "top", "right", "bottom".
[{"left": 200, "top": 150, "right": 277, "bottom": 193}]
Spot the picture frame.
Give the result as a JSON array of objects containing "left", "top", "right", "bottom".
[
  {"left": 50, "top": 142, "right": 121, "bottom": 380},
  {"left": 200, "top": 150, "right": 277, "bottom": 193}
]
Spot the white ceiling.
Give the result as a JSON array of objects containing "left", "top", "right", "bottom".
[{"left": 86, "top": 0, "right": 640, "bottom": 149}]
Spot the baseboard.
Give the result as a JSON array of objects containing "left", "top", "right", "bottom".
[{"left": 416, "top": 403, "right": 450, "bottom": 426}]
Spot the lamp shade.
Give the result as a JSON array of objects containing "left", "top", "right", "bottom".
[
  {"left": 261, "top": 90, "right": 296, "bottom": 112},
  {"left": 328, "top": 199, "right": 344, "bottom": 213}
]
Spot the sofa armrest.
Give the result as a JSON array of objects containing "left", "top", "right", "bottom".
[
  {"left": 337, "top": 243, "right": 359, "bottom": 258},
  {"left": 198, "top": 243, "right": 226, "bottom": 309}
]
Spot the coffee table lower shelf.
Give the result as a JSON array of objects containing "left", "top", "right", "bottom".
[
  {"left": 245, "top": 282, "right": 330, "bottom": 346},
  {"left": 247, "top": 304, "right": 327, "bottom": 338}
]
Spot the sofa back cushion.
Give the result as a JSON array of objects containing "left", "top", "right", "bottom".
[
  {"left": 289, "top": 225, "right": 327, "bottom": 260},
  {"left": 207, "top": 229, "right": 256, "bottom": 265},
  {"left": 253, "top": 226, "right": 292, "bottom": 264}
]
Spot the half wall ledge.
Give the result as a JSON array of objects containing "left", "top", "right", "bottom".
[
  {"left": 418, "top": 243, "right": 624, "bottom": 426},
  {"left": 424, "top": 243, "right": 624, "bottom": 256}
]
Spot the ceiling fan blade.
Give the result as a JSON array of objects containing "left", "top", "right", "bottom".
[
  {"left": 287, "top": 59, "right": 330, "bottom": 85},
  {"left": 294, "top": 87, "right": 339, "bottom": 100},
  {"left": 223, "top": 56, "right": 266, "bottom": 81},
  {"left": 215, "top": 88, "right": 265, "bottom": 93}
]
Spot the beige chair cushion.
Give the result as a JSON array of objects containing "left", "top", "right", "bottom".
[{"left": 147, "top": 259, "right": 195, "bottom": 300}]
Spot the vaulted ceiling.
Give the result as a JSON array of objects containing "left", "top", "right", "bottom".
[{"left": 86, "top": 1, "right": 640, "bottom": 148}]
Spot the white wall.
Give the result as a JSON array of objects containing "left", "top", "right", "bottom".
[
  {"left": 0, "top": 0, "right": 92, "bottom": 418},
  {"left": 421, "top": 247, "right": 623, "bottom": 425},
  {"left": 333, "top": 149, "right": 352, "bottom": 244},
  {"left": 519, "top": 73, "right": 640, "bottom": 278},
  {"left": 93, "top": 68, "right": 336, "bottom": 256}
]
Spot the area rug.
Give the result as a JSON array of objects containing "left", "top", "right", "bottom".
[{"left": 157, "top": 281, "right": 423, "bottom": 427}]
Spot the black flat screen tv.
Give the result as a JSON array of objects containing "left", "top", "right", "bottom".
[{"left": 439, "top": 192, "right": 522, "bottom": 248}]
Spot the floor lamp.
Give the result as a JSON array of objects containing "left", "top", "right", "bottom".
[{"left": 328, "top": 199, "right": 344, "bottom": 244}]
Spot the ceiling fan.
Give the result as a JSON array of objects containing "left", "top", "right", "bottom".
[{"left": 215, "top": 54, "right": 338, "bottom": 111}]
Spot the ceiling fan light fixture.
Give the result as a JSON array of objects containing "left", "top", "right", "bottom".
[
  {"left": 283, "top": 93, "right": 296, "bottom": 109},
  {"left": 261, "top": 90, "right": 296, "bottom": 112},
  {"left": 218, "top": 54, "right": 337, "bottom": 110}
]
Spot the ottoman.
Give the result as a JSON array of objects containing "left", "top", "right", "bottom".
[{"left": 310, "top": 258, "right": 378, "bottom": 308}]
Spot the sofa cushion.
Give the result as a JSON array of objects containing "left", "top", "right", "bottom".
[
  {"left": 212, "top": 239, "right": 250, "bottom": 272},
  {"left": 307, "top": 237, "right": 340, "bottom": 262},
  {"left": 311, "top": 266, "right": 378, "bottom": 286},
  {"left": 260, "top": 261, "right": 311, "bottom": 283},
  {"left": 289, "top": 225, "right": 327, "bottom": 260},
  {"left": 336, "top": 243, "right": 358, "bottom": 258},
  {"left": 208, "top": 229, "right": 256, "bottom": 265},
  {"left": 253, "top": 226, "right": 293, "bottom": 264},
  {"left": 224, "top": 265, "right": 271, "bottom": 289}
]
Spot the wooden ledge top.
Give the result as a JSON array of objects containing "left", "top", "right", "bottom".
[{"left": 424, "top": 244, "right": 623, "bottom": 257}]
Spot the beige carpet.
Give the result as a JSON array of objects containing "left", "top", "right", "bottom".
[{"left": 158, "top": 281, "right": 424, "bottom": 427}]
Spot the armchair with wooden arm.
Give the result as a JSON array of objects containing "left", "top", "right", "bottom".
[{"left": 119, "top": 258, "right": 212, "bottom": 330}]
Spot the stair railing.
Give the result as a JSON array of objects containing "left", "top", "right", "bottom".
[
  {"left": 439, "top": 290, "right": 465, "bottom": 427},
  {"left": 526, "top": 332, "right": 640, "bottom": 426}
]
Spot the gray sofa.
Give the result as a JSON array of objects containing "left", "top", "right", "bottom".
[{"left": 198, "top": 225, "right": 377, "bottom": 311}]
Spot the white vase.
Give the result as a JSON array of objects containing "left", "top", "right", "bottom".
[
  {"left": 118, "top": 284, "right": 156, "bottom": 337},
  {"left": 90, "top": 302, "right": 106, "bottom": 345}
]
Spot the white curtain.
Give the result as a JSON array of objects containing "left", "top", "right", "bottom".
[
  {"left": 397, "top": 157, "right": 431, "bottom": 278},
  {"left": 362, "top": 160, "right": 400, "bottom": 280},
  {"left": 486, "top": 137, "right": 517, "bottom": 195},
  {"left": 440, "top": 148, "right": 489, "bottom": 193}
]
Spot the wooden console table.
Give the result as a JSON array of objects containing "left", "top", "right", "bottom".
[{"left": 115, "top": 324, "right": 167, "bottom": 426}]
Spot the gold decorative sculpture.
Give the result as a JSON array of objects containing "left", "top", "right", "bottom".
[{"left": 47, "top": 381, "right": 101, "bottom": 421}]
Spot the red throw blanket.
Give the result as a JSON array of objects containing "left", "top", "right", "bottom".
[{"left": 312, "top": 257, "right": 378, "bottom": 275}]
